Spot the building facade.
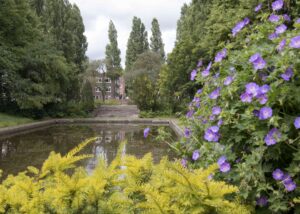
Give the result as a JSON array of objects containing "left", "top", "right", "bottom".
[{"left": 92, "top": 63, "right": 125, "bottom": 101}]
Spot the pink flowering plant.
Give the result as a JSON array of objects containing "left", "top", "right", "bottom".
[{"left": 180, "top": 1, "right": 300, "bottom": 212}]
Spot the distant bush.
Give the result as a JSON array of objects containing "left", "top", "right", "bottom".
[{"left": 0, "top": 139, "right": 251, "bottom": 213}]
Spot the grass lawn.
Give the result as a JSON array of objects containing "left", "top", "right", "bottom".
[{"left": 0, "top": 113, "right": 34, "bottom": 128}]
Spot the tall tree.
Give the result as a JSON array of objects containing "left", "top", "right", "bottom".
[
  {"left": 125, "top": 17, "right": 149, "bottom": 71},
  {"left": 105, "top": 21, "right": 122, "bottom": 98},
  {"left": 150, "top": 18, "right": 165, "bottom": 60}
]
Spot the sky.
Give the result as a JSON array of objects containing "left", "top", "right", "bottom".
[{"left": 69, "top": 0, "right": 191, "bottom": 65}]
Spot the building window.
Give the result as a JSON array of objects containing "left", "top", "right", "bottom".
[
  {"left": 97, "top": 78, "right": 102, "bottom": 83},
  {"left": 105, "top": 78, "right": 111, "bottom": 83},
  {"left": 106, "top": 87, "right": 111, "bottom": 92}
]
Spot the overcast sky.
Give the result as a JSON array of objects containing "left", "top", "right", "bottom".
[{"left": 69, "top": 0, "right": 191, "bottom": 65}]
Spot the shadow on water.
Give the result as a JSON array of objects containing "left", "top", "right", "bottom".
[{"left": 0, "top": 124, "right": 177, "bottom": 179}]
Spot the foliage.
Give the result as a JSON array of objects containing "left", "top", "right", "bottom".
[
  {"left": 105, "top": 21, "right": 122, "bottom": 98},
  {"left": 125, "top": 17, "right": 149, "bottom": 71},
  {"left": 126, "top": 51, "right": 162, "bottom": 111},
  {"left": 150, "top": 18, "right": 165, "bottom": 60},
  {"left": 158, "top": 0, "right": 299, "bottom": 112},
  {"left": 81, "top": 81, "right": 94, "bottom": 112},
  {"left": 0, "top": 113, "right": 34, "bottom": 128},
  {"left": 0, "top": 139, "right": 251, "bottom": 213},
  {"left": 0, "top": 0, "right": 87, "bottom": 118},
  {"left": 177, "top": 2, "right": 300, "bottom": 213}
]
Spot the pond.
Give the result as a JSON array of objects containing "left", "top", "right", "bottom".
[{"left": 0, "top": 124, "right": 177, "bottom": 178}]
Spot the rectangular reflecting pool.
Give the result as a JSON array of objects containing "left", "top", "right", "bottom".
[{"left": 0, "top": 124, "right": 177, "bottom": 178}]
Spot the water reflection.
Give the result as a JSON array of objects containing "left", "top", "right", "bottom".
[{"left": 0, "top": 124, "right": 176, "bottom": 178}]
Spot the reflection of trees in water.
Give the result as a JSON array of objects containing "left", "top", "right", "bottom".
[{"left": 0, "top": 125, "right": 175, "bottom": 178}]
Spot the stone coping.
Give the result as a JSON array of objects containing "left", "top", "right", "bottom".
[{"left": 0, "top": 118, "right": 184, "bottom": 138}]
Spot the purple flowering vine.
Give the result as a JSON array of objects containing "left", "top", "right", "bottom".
[
  {"left": 272, "top": 0, "right": 284, "bottom": 11},
  {"left": 209, "top": 87, "right": 221, "bottom": 100},
  {"left": 259, "top": 107, "right": 273, "bottom": 120},
  {"left": 217, "top": 156, "right": 231, "bottom": 173},
  {"left": 269, "top": 14, "right": 280, "bottom": 23},
  {"left": 224, "top": 76, "right": 234, "bottom": 86},
  {"left": 192, "top": 150, "right": 200, "bottom": 161},
  {"left": 257, "top": 196, "right": 268, "bottom": 207},
  {"left": 215, "top": 48, "right": 227, "bottom": 63},
  {"left": 212, "top": 106, "right": 222, "bottom": 115},
  {"left": 294, "top": 117, "right": 300, "bottom": 129},
  {"left": 190, "top": 69, "right": 197, "bottom": 81},
  {"left": 289, "top": 35, "right": 300, "bottom": 48},
  {"left": 254, "top": 3, "right": 262, "bottom": 12},
  {"left": 272, "top": 168, "right": 284, "bottom": 180},
  {"left": 277, "top": 39, "right": 286, "bottom": 52},
  {"left": 204, "top": 126, "right": 220, "bottom": 142},
  {"left": 281, "top": 67, "right": 293, "bottom": 81},
  {"left": 249, "top": 53, "right": 266, "bottom": 70},
  {"left": 275, "top": 24, "right": 287, "bottom": 34},
  {"left": 264, "top": 128, "right": 281, "bottom": 146},
  {"left": 144, "top": 128, "right": 150, "bottom": 138},
  {"left": 202, "top": 62, "right": 212, "bottom": 77}
]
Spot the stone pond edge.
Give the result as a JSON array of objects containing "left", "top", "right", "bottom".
[{"left": 0, "top": 118, "right": 184, "bottom": 138}]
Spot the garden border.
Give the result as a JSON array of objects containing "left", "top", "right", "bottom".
[{"left": 0, "top": 118, "right": 184, "bottom": 138}]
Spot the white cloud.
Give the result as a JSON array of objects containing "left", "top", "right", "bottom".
[{"left": 69, "top": 0, "right": 191, "bottom": 66}]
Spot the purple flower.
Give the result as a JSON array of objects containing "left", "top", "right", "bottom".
[
  {"left": 240, "top": 92, "right": 253, "bottom": 103},
  {"left": 217, "top": 156, "right": 227, "bottom": 166},
  {"left": 219, "top": 162, "right": 231, "bottom": 173},
  {"left": 269, "top": 33, "right": 278, "bottom": 40},
  {"left": 196, "top": 89, "right": 203, "bottom": 94},
  {"left": 209, "top": 115, "right": 216, "bottom": 121},
  {"left": 272, "top": 0, "right": 284, "bottom": 11},
  {"left": 249, "top": 53, "right": 266, "bottom": 70},
  {"left": 258, "top": 94, "right": 268, "bottom": 104},
  {"left": 253, "top": 110, "right": 260, "bottom": 117},
  {"left": 184, "top": 128, "right": 191, "bottom": 138},
  {"left": 283, "top": 179, "right": 297, "bottom": 192},
  {"left": 210, "top": 126, "right": 219, "bottom": 133},
  {"left": 186, "top": 110, "right": 194, "bottom": 118},
  {"left": 255, "top": 3, "right": 262, "bottom": 12},
  {"left": 277, "top": 39, "right": 286, "bottom": 52},
  {"left": 259, "top": 107, "right": 273, "bottom": 120},
  {"left": 264, "top": 128, "right": 281, "bottom": 146},
  {"left": 283, "top": 14, "right": 291, "bottom": 22},
  {"left": 249, "top": 53, "right": 261, "bottom": 63},
  {"left": 190, "top": 69, "right": 197, "bottom": 81},
  {"left": 269, "top": 14, "right": 280, "bottom": 23},
  {"left": 192, "top": 150, "right": 200, "bottom": 161},
  {"left": 294, "top": 117, "right": 300, "bottom": 129},
  {"left": 217, "top": 119, "right": 223, "bottom": 126},
  {"left": 259, "top": 85, "right": 270, "bottom": 94},
  {"left": 232, "top": 21, "right": 245, "bottom": 36},
  {"left": 224, "top": 76, "right": 234, "bottom": 86},
  {"left": 144, "top": 128, "right": 150, "bottom": 138},
  {"left": 214, "top": 72, "right": 220, "bottom": 79},
  {"left": 289, "top": 35, "right": 300, "bottom": 48},
  {"left": 246, "top": 82, "right": 260, "bottom": 97},
  {"left": 257, "top": 196, "right": 268, "bottom": 207},
  {"left": 197, "top": 60, "right": 203, "bottom": 68},
  {"left": 275, "top": 24, "right": 287, "bottom": 34},
  {"left": 244, "top": 17, "right": 250, "bottom": 25},
  {"left": 272, "top": 168, "right": 284, "bottom": 180},
  {"left": 204, "top": 127, "right": 220, "bottom": 142},
  {"left": 209, "top": 87, "right": 221, "bottom": 100},
  {"left": 296, "top": 18, "right": 300, "bottom": 23},
  {"left": 212, "top": 106, "right": 222, "bottom": 115},
  {"left": 281, "top": 67, "right": 293, "bottom": 81},
  {"left": 181, "top": 159, "right": 187, "bottom": 167},
  {"left": 215, "top": 48, "right": 227, "bottom": 62},
  {"left": 202, "top": 62, "right": 212, "bottom": 77}
]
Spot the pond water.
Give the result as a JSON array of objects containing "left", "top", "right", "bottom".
[{"left": 0, "top": 124, "right": 177, "bottom": 178}]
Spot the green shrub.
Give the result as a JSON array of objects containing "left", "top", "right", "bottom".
[{"left": 178, "top": 2, "right": 300, "bottom": 213}]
